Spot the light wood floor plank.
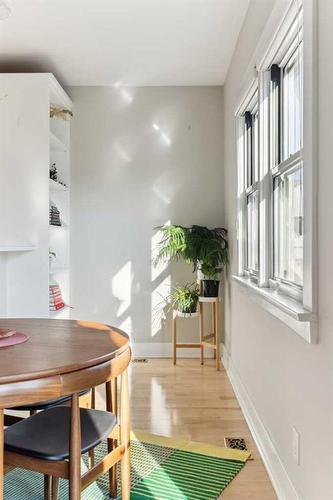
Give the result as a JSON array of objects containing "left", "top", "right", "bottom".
[{"left": 96, "top": 358, "right": 277, "bottom": 500}]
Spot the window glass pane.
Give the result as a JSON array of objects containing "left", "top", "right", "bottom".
[
  {"left": 273, "top": 165, "right": 303, "bottom": 286},
  {"left": 270, "top": 65, "right": 281, "bottom": 169},
  {"left": 253, "top": 111, "right": 259, "bottom": 182},
  {"left": 245, "top": 112, "right": 253, "bottom": 188},
  {"left": 247, "top": 191, "right": 259, "bottom": 272},
  {"left": 283, "top": 43, "right": 303, "bottom": 159}
]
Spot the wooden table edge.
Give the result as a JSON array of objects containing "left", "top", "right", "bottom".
[{"left": 0, "top": 342, "right": 130, "bottom": 386}]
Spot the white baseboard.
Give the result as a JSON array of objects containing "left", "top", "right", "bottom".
[
  {"left": 221, "top": 345, "right": 302, "bottom": 500},
  {"left": 131, "top": 342, "right": 215, "bottom": 358}
]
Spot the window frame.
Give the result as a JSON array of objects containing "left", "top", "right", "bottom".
[
  {"left": 269, "top": 41, "right": 304, "bottom": 301},
  {"left": 244, "top": 103, "right": 260, "bottom": 279},
  {"left": 234, "top": 0, "right": 317, "bottom": 344},
  {"left": 236, "top": 82, "right": 259, "bottom": 281}
]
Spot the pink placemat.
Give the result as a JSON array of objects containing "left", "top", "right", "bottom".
[{"left": 0, "top": 332, "right": 29, "bottom": 348}]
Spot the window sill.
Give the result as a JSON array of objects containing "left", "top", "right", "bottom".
[{"left": 232, "top": 275, "right": 317, "bottom": 344}]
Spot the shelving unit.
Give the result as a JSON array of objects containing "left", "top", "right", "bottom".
[
  {"left": 0, "top": 74, "right": 73, "bottom": 318},
  {"left": 0, "top": 73, "right": 72, "bottom": 319},
  {"left": 49, "top": 267, "right": 69, "bottom": 274},
  {"left": 48, "top": 80, "right": 72, "bottom": 319}
]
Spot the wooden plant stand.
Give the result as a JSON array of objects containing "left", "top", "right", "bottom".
[
  {"left": 172, "top": 310, "right": 201, "bottom": 365},
  {"left": 172, "top": 297, "right": 221, "bottom": 371},
  {"left": 199, "top": 297, "right": 221, "bottom": 371}
]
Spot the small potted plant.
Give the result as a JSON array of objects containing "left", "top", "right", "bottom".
[{"left": 168, "top": 283, "right": 200, "bottom": 317}]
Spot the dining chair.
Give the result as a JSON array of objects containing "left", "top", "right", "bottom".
[
  {"left": 3, "top": 374, "right": 128, "bottom": 500},
  {"left": 4, "top": 388, "right": 97, "bottom": 498}
]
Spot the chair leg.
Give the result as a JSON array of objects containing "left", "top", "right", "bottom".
[
  {"left": 44, "top": 475, "right": 51, "bottom": 500},
  {"left": 215, "top": 302, "right": 220, "bottom": 371},
  {"left": 88, "top": 449, "right": 95, "bottom": 469},
  {"left": 91, "top": 387, "right": 96, "bottom": 409},
  {"left": 51, "top": 477, "right": 59, "bottom": 500},
  {"left": 199, "top": 302, "right": 204, "bottom": 365},
  {"left": 87, "top": 387, "right": 96, "bottom": 468},
  {"left": 212, "top": 302, "right": 216, "bottom": 359},
  {"left": 106, "top": 378, "right": 118, "bottom": 497},
  {"left": 172, "top": 311, "right": 177, "bottom": 365},
  {"left": 69, "top": 393, "right": 81, "bottom": 500},
  {"left": 120, "top": 370, "right": 131, "bottom": 500}
]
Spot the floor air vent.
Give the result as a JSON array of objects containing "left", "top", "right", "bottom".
[
  {"left": 132, "top": 358, "right": 148, "bottom": 363},
  {"left": 224, "top": 437, "right": 248, "bottom": 451}
]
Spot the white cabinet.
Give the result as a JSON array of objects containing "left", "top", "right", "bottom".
[{"left": 0, "top": 75, "right": 49, "bottom": 248}]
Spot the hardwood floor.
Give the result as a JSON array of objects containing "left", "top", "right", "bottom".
[{"left": 95, "top": 358, "right": 277, "bottom": 500}]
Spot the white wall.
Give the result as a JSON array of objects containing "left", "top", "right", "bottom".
[
  {"left": 69, "top": 86, "right": 224, "bottom": 347},
  {"left": 223, "top": 1, "right": 333, "bottom": 499}
]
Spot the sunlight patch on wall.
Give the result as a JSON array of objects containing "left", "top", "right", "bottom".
[
  {"left": 151, "top": 223, "right": 170, "bottom": 282},
  {"left": 111, "top": 261, "right": 133, "bottom": 317},
  {"left": 119, "top": 316, "right": 132, "bottom": 336},
  {"left": 120, "top": 89, "right": 133, "bottom": 104},
  {"left": 113, "top": 142, "right": 132, "bottom": 163},
  {"left": 152, "top": 170, "right": 180, "bottom": 206},
  {"left": 161, "top": 132, "right": 171, "bottom": 146},
  {"left": 151, "top": 275, "right": 170, "bottom": 337},
  {"left": 152, "top": 186, "right": 171, "bottom": 205},
  {"left": 113, "top": 81, "right": 134, "bottom": 104},
  {"left": 152, "top": 123, "right": 172, "bottom": 147}
]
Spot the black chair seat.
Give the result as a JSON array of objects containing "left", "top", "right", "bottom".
[
  {"left": 14, "top": 390, "right": 90, "bottom": 411},
  {"left": 4, "top": 406, "right": 116, "bottom": 461}
]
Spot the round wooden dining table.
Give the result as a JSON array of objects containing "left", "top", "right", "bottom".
[{"left": 0, "top": 318, "right": 131, "bottom": 500}]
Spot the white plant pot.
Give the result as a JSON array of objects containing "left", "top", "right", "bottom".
[{"left": 175, "top": 310, "right": 200, "bottom": 318}]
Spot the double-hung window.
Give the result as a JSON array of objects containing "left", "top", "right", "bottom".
[
  {"left": 235, "top": 0, "right": 316, "bottom": 343},
  {"left": 271, "top": 38, "right": 304, "bottom": 298}
]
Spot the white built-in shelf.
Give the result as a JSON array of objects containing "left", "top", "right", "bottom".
[
  {"left": 49, "top": 179, "right": 69, "bottom": 192},
  {"left": 0, "top": 245, "right": 36, "bottom": 252},
  {"left": 49, "top": 224, "right": 68, "bottom": 231},
  {"left": 50, "top": 131, "right": 68, "bottom": 153},
  {"left": 49, "top": 266, "right": 69, "bottom": 274},
  {"left": 49, "top": 305, "right": 70, "bottom": 316}
]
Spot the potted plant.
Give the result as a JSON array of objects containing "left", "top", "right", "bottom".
[
  {"left": 190, "top": 225, "right": 228, "bottom": 297},
  {"left": 155, "top": 224, "right": 228, "bottom": 297},
  {"left": 197, "top": 262, "right": 220, "bottom": 297},
  {"left": 167, "top": 283, "right": 200, "bottom": 316}
]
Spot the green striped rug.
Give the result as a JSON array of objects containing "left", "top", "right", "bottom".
[{"left": 4, "top": 432, "right": 249, "bottom": 499}]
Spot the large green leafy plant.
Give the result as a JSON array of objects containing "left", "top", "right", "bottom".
[{"left": 156, "top": 224, "right": 228, "bottom": 276}]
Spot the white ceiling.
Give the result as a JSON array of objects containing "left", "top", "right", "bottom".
[{"left": 0, "top": 0, "right": 249, "bottom": 87}]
